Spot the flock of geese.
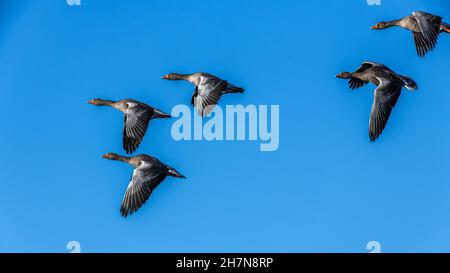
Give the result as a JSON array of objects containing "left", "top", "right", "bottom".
[
  {"left": 89, "top": 11, "right": 448, "bottom": 217},
  {"left": 337, "top": 11, "right": 448, "bottom": 142},
  {"left": 89, "top": 73, "right": 244, "bottom": 217}
]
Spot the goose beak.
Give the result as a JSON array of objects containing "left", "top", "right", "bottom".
[
  {"left": 370, "top": 25, "right": 377, "bottom": 30},
  {"left": 87, "top": 100, "right": 94, "bottom": 104},
  {"left": 162, "top": 74, "right": 170, "bottom": 80}
]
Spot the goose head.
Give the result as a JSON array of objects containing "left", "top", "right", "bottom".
[
  {"left": 162, "top": 73, "right": 181, "bottom": 80},
  {"left": 162, "top": 73, "right": 188, "bottom": 81},
  {"left": 335, "top": 72, "right": 353, "bottom": 79},
  {"left": 371, "top": 22, "right": 387, "bottom": 30},
  {"left": 102, "top": 153, "right": 120, "bottom": 160},
  {"left": 88, "top": 98, "right": 111, "bottom": 106}
]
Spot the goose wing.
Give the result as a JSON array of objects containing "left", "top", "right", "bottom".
[
  {"left": 357, "top": 61, "right": 385, "bottom": 68},
  {"left": 349, "top": 62, "right": 373, "bottom": 90},
  {"left": 120, "top": 160, "right": 168, "bottom": 217},
  {"left": 123, "top": 102, "right": 153, "bottom": 154},
  {"left": 412, "top": 12, "right": 442, "bottom": 57},
  {"left": 349, "top": 77, "right": 368, "bottom": 90},
  {"left": 193, "top": 75, "right": 227, "bottom": 116},
  {"left": 369, "top": 77, "right": 402, "bottom": 142}
]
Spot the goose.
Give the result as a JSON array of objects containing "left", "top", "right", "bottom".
[
  {"left": 162, "top": 72, "right": 244, "bottom": 116},
  {"left": 88, "top": 99, "right": 171, "bottom": 154},
  {"left": 336, "top": 61, "right": 418, "bottom": 142},
  {"left": 371, "top": 11, "right": 450, "bottom": 57},
  {"left": 102, "top": 153, "right": 186, "bottom": 217}
]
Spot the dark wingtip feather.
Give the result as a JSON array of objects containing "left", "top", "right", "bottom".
[{"left": 369, "top": 129, "right": 378, "bottom": 142}]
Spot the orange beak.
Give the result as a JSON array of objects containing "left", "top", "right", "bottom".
[
  {"left": 87, "top": 100, "right": 94, "bottom": 104},
  {"left": 162, "top": 74, "right": 170, "bottom": 80},
  {"left": 101, "top": 154, "right": 109, "bottom": 159}
]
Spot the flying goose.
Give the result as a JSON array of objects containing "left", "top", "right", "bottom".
[
  {"left": 102, "top": 153, "right": 185, "bottom": 217},
  {"left": 336, "top": 62, "right": 418, "bottom": 142},
  {"left": 88, "top": 99, "right": 171, "bottom": 154},
  {"left": 371, "top": 11, "right": 450, "bottom": 57},
  {"left": 162, "top": 72, "right": 244, "bottom": 116}
]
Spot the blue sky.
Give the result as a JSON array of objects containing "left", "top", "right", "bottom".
[{"left": 1, "top": 0, "right": 450, "bottom": 253}]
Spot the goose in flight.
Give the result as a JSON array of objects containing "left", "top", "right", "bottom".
[
  {"left": 371, "top": 11, "right": 450, "bottom": 57},
  {"left": 102, "top": 153, "right": 185, "bottom": 217},
  {"left": 336, "top": 62, "right": 418, "bottom": 142},
  {"left": 88, "top": 99, "right": 171, "bottom": 154},
  {"left": 162, "top": 72, "right": 244, "bottom": 116}
]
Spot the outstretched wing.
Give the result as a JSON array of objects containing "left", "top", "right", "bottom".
[
  {"left": 123, "top": 103, "right": 153, "bottom": 154},
  {"left": 349, "top": 78, "right": 369, "bottom": 90},
  {"left": 349, "top": 62, "right": 373, "bottom": 90},
  {"left": 412, "top": 12, "right": 442, "bottom": 57},
  {"left": 120, "top": 162, "right": 168, "bottom": 217},
  {"left": 191, "top": 87, "right": 198, "bottom": 106},
  {"left": 194, "top": 75, "right": 227, "bottom": 116},
  {"left": 369, "top": 77, "right": 402, "bottom": 142}
]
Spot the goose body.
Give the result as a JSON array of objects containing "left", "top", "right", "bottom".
[
  {"left": 88, "top": 98, "right": 171, "bottom": 154},
  {"left": 102, "top": 153, "right": 185, "bottom": 217},
  {"left": 336, "top": 62, "right": 418, "bottom": 142},
  {"left": 371, "top": 11, "right": 449, "bottom": 57},
  {"left": 162, "top": 72, "right": 244, "bottom": 116}
]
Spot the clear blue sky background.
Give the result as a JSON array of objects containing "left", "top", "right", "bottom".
[{"left": 1, "top": 0, "right": 450, "bottom": 253}]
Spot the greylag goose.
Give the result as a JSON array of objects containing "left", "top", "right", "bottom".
[
  {"left": 102, "top": 153, "right": 185, "bottom": 217},
  {"left": 88, "top": 99, "right": 171, "bottom": 154},
  {"left": 336, "top": 61, "right": 418, "bottom": 142},
  {"left": 371, "top": 11, "right": 449, "bottom": 57},
  {"left": 162, "top": 72, "right": 244, "bottom": 116}
]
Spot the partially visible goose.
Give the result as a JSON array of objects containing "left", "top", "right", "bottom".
[
  {"left": 371, "top": 11, "right": 450, "bottom": 57},
  {"left": 336, "top": 62, "right": 418, "bottom": 142},
  {"left": 162, "top": 72, "right": 244, "bottom": 116},
  {"left": 88, "top": 99, "right": 171, "bottom": 154},
  {"left": 102, "top": 153, "right": 185, "bottom": 217}
]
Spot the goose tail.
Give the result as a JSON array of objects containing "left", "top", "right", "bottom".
[
  {"left": 224, "top": 83, "right": 244, "bottom": 94},
  {"left": 153, "top": 108, "right": 171, "bottom": 119},
  {"left": 167, "top": 166, "right": 186, "bottom": 179},
  {"left": 399, "top": 75, "right": 418, "bottom": 91}
]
